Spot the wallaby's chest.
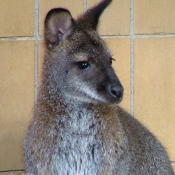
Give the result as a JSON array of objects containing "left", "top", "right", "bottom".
[{"left": 52, "top": 110, "right": 104, "bottom": 175}]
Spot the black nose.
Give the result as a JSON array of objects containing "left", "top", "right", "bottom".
[{"left": 108, "top": 85, "right": 124, "bottom": 102}]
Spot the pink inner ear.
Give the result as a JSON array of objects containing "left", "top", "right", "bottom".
[
  {"left": 57, "top": 24, "right": 72, "bottom": 41},
  {"left": 58, "top": 28, "right": 64, "bottom": 34},
  {"left": 57, "top": 28, "right": 65, "bottom": 40},
  {"left": 48, "top": 12, "right": 73, "bottom": 41},
  {"left": 44, "top": 8, "right": 74, "bottom": 48}
]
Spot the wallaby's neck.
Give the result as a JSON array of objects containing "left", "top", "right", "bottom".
[{"left": 36, "top": 74, "right": 118, "bottom": 175}]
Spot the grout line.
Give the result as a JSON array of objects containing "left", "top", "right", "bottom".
[
  {"left": 135, "top": 33, "right": 175, "bottom": 38},
  {"left": 0, "top": 36, "right": 35, "bottom": 40},
  {"left": 0, "top": 36, "right": 43, "bottom": 41},
  {"left": 34, "top": 0, "right": 39, "bottom": 102},
  {"left": 130, "top": 0, "right": 135, "bottom": 116},
  {"left": 101, "top": 35, "right": 130, "bottom": 38},
  {"left": 0, "top": 169, "right": 24, "bottom": 173},
  {"left": 0, "top": 33, "right": 175, "bottom": 41},
  {"left": 83, "top": 0, "right": 87, "bottom": 12}
]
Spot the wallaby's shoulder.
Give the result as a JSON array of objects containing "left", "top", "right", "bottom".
[{"left": 115, "top": 106, "right": 174, "bottom": 174}]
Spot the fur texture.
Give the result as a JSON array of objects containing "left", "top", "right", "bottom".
[{"left": 24, "top": 0, "right": 174, "bottom": 174}]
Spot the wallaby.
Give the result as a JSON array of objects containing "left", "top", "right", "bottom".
[{"left": 24, "top": 0, "right": 174, "bottom": 174}]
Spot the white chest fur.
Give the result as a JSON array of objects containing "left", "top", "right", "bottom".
[{"left": 52, "top": 108, "right": 104, "bottom": 175}]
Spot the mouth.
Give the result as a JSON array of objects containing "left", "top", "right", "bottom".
[
  {"left": 112, "top": 93, "right": 123, "bottom": 104},
  {"left": 102, "top": 92, "right": 124, "bottom": 105},
  {"left": 109, "top": 89, "right": 124, "bottom": 104}
]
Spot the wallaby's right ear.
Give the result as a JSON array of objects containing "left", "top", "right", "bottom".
[{"left": 44, "top": 8, "right": 74, "bottom": 50}]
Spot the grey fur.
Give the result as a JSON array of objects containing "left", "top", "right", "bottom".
[{"left": 24, "top": 0, "right": 174, "bottom": 174}]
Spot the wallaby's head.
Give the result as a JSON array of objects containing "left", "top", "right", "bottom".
[{"left": 44, "top": 0, "right": 124, "bottom": 105}]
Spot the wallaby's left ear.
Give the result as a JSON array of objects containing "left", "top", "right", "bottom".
[
  {"left": 44, "top": 8, "right": 74, "bottom": 50},
  {"left": 77, "top": 0, "right": 112, "bottom": 30}
]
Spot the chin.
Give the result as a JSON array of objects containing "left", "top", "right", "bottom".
[{"left": 65, "top": 92, "right": 123, "bottom": 106}]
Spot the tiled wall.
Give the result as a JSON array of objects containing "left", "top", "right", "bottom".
[{"left": 0, "top": 0, "right": 174, "bottom": 174}]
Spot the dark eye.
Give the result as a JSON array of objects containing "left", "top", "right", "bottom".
[
  {"left": 109, "top": 58, "right": 115, "bottom": 65},
  {"left": 77, "top": 62, "right": 90, "bottom": 69}
]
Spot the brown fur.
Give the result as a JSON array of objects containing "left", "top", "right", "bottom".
[{"left": 24, "top": 0, "right": 174, "bottom": 174}]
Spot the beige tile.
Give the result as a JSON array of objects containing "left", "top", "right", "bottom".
[
  {"left": 87, "top": 0, "right": 130, "bottom": 35},
  {"left": 39, "top": 0, "right": 84, "bottom": 36},
  {"left": 104, "top": 38, "right": 130, "bottom": 112},
  {"left": 135, "top": 37, "right": 175, "bottom": 161},
  {"left": 0, "top": 41, "right": 35, "bottom": 170},
  {"left": 0, "top": 171, "right": 25, "bottom": 175},
  {"left": 0, "top": 0, "right": 34, "bottom": 37},
  {"left": 172, "top": 163, "right": 175, "bottom": 173},
  {"left": 135, "top": 0, "right": 175, "bottom": 34}
]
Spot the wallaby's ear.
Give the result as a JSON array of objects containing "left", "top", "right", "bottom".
[
  {"left": 77, "top": 0, "right": 112, "bottom": 30},
  {"left": 44, "top": 8, "right": 74, "bottom": 50}
]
